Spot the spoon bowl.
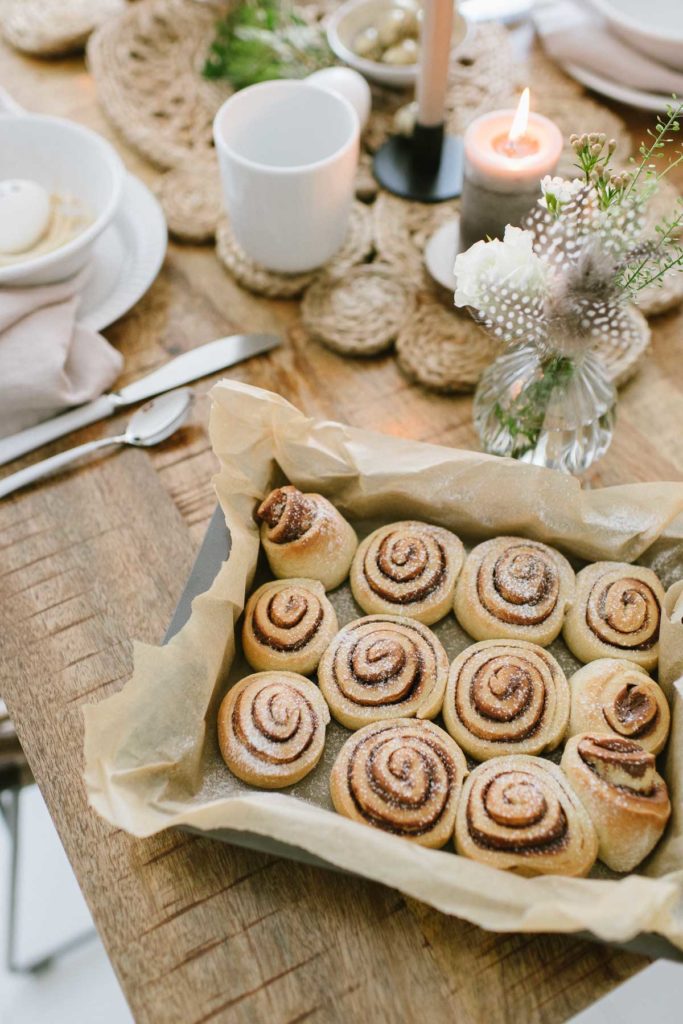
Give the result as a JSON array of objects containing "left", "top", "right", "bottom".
[{"left": 125, "top": 389, "right": 194, "bottom": 446}]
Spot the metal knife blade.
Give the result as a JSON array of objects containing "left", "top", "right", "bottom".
[{"left": 0, "top": 333, "right": 280, "bottom": 467}]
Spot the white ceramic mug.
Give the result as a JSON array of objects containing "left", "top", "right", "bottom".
[{"left": 213, "top": 81, "right": 360, "bottom": 273}]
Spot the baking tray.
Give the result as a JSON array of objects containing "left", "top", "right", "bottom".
[{"left": 166, "top": 505, "right": 681, "bottom": 963}]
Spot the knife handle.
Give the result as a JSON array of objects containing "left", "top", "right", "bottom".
[{"left": 0, "top": 394, "right": 117, "bottom": 467}]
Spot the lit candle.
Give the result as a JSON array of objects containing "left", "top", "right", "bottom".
[
  {"left": 416, "top": 0, "right": 454, "bottom": 128},
  {"left": 459, "top": 89, "right": 563, "bottom": 251}
]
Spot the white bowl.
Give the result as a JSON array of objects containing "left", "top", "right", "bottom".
[
  {"left": 585, "top": 0, "right": 683, "bottom": 72},
  {"left": 0, "top": 114, "right": 125, "bottom": 286},
  {"left": 326, "top": 0, "right": 468, "bottom": 89}
]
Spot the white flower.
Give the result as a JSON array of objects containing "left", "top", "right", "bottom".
[
  {"left": 453, "top": 225, "right": 547, "bottom": 310},
  {"left": 539, "top": 175, "right": 583, "bottom": 210}
]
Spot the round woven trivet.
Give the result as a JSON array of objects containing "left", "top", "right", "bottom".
[
  {"left": 87, "top": 0, "right": 231, "bottom": 169},
  {"left": 216, "top": 200, "right": 374, "bottom": 299},
  {"left": 155, "top": 159, "right": 222, "bottom": 243},
  {"left": 396, "top": 300, "right": 499, "bottom": 392},
  {"left": 638, "top": 274, "right": 683, "bottom": 318},
  {"left": 373, "top": 193, "right": 459, "bottom": 286},
  {"left": 302, "top": 265, "right": 415, "bottom": 356},
  {"left": 0, "top": 0, "right": 123, "bottom": 56}
]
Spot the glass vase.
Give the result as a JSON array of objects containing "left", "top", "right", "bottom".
[{"left": 473, "top": 344, "right": 617, "bottom": 475}]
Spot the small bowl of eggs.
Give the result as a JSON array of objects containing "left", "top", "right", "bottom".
[
  {"left": 0, "top": 114, "right": 125, "bottom": 286},
  {"left": 327, "top": 0, "right": 467, "bottom": 89}
]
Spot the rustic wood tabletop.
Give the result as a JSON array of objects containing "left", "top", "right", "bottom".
[{"left": 1, "top": 30, "right": 682, "bottom": 1024}]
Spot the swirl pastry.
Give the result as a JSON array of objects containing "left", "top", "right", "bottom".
[
  {"left": 444, "top": 640, "right": 569, "bottom": 761},
  {"left": 563, "top": 562, "right": 664, "bottom": 670},
  {"left": 242, "top": 578, "right": 338, "bottom": 675},
  {"left": 218, "top": 671, "right": 330, "bottom": 789},
  {"left": 561, "top": 734, "right": 671, "bottom": 872},
  {"left": 453, "top": 536, "right": 575, "bottom": 645},
  {"left": 351, "top": 521, "right": 464, "bottom": 625},
  {"left": 317, "top": 615, "right": 449, "bottom": 729},
  {"left": 566, "top": 658, "right": 670, "bottom": 755},
  {"left": 256, "top": 485, "right": 358, "bottom": 591},
  {"left": 330, "top": 719, "right": 468, "bottom": 848},
  {"left": 455, "top": 755, "right": 598, "bottom": 876}
]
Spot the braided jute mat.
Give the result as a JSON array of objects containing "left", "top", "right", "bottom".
[
  {"left": 0, "top": 0, "right": 124, "bottom": 56},
  {"left": 87, "top": 0, "right": 677, "bottom": 391}
]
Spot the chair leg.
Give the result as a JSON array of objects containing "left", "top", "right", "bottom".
[{"left": 1, "top": 785, "right": 96, "bottom": 974}]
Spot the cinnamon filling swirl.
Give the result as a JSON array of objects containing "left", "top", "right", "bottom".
[
  {"left": 334, "top": 621, "right": 436, "bottom": 709},
  {"left": 232, "top": 681, "right": 318, "bottom": 765},
  {"left": 603, "top": 683, "right": 659, "bottom": 740},
  {"left": 347, "top": 727, "right": 456, "bottom": 836},
  {"left": 252, "top": 588, "right": 324, "bottom": 652},
  {"left": 256, "top": 486, "right": 316, "bottom": 543},
  {"left": 477, "top": 543, "right": 560, "bottom": 626},
  {"left": 578, "top": 735, "right": 656, "bottom": 793},
  {"left": 363, "top": 529, "right": 448, "bottom": 604},
  {"left": 587, "top": 576, "right": 660, "bottom": 651},
  {"left": 467, "top": 770, "right": 568, "bottom": 854}
]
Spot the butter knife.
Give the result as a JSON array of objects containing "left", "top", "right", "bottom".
[{"left": 0, "top": 333, "right": 280, "bottom": 466}]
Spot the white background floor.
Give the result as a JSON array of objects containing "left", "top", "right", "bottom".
[{"left": 0, "top": 785, "right": 132, "bottom": 1023}]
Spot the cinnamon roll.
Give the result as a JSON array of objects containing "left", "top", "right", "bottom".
[
  {"left": 330, "top": 719, "right": 468, "bottom": 848},
  {"left": 454, "top": 536, "right": 575, "bottom": 646},
  {"left": 242, "top": 578, "right": 338, "bottom": 675},
  {"left": 566, "top": 659, "right": 670, "bottom": 755},
  {"left": 317, "top": 615, "right": 449, "bottom": 729},
  {"left": 455, "top": 755, "right": 598, "bottom": 876},
  {"left": 563, "top": 562, "right": 665, "bottom": 670},
  {"left": 350, "top": 521, "right": 464, "bottom": 625},
  {"left": 443, "top": 640, "right": 570, "bottom": 761},
  {"left": 218, "top": 671, "right": 330, "bottom": 788},
  {"left": 561, "top": 734, "right": 671, "bottom": 872},
  {"left": 256, "top": 485, "right": 358, "bottom": 591}
]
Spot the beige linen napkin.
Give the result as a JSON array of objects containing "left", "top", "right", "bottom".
[
  {"left": 534, "top": 1, "right": 683, "bottom": 94},
  {"left": 0, "top": 270, "right": 123, "bottom": 437}
]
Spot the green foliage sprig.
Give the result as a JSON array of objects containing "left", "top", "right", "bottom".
[{"left": 203, "top": 0, "right": 332, "bottom": 89}]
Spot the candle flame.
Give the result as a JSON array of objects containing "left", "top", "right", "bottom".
[{"left": 507, "top": 88, "right": 530, "bottom": 146}]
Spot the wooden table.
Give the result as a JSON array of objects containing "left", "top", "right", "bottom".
[{"left": 1, "top": 33, "right": 682, "bottom": 1024}]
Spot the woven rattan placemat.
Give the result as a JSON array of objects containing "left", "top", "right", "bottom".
[{"left": 87, "top": 0, "right": 677, "bottom": 391}]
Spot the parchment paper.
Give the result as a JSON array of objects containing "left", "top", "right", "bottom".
[{"left": 84, "top": 381, "right": 683, "bottom": 948}]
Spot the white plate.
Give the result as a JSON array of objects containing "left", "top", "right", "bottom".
[
  {"left": 424, "top": 217, "right": 460, "bottom": 291},
  {"left": 78, "top": 173, "right": 167, "bottom": 331},
  {"left": 562, "top": 61, "right": 673, "bottom": 113}
]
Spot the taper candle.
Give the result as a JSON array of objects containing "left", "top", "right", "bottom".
[
  {"left": 459, "top": 89, "right": 563, "bottom": 251},
  {"left": 416, "top": 0, "right": 454, "bottom": 128}
]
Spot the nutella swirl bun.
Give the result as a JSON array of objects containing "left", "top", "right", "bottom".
[
  {"left": 454, "top": 537, "right": 575, "bottom": 646},
  {"left": 256, "top": 485, "right": 358, "bottom": 591},
  {"left": 566, "top": 658, "right": 670, "bottom": 755},
  {"left": 218, "top": 671, "right": 330, "bottom": 788},
  {"left": 561, "top": 734, "right": 671, "bottom": 872},
  {"left": 443, "top": 640, "right": 570, "bottom": 761},
  {"left": 330, "top": 719, "right": 468, "bottom": 848},
  {"left": 318, "top": 615, "right": 449, "bottom": 729},
  {"left": 242, "top": 579, "right": 338, "bottom": 675},
  {"left": 455, "top": 755, "right": 598, "bottom": 876},
  {"left": 350, "top": 521, "right": 464, "bottom": 625},
  {"left": 563, "top": 562, "right": 665, "bottom": 670}
]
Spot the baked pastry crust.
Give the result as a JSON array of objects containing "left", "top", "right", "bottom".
[
  {"left": 242, "top": 578, "right": 338, "bottom": 675},
  {"left": 317, "top": 614, "right": 449, "bottom": 729},
  {"left": 563, "top": 562, "right": 665, "bottom": 670},
  {"left": 218, "top": 671, "right": 330, "bottom": 789},
  {"left": 256, "top": 485, "right": 358, "bottom": 591},
  {"left": 561, "top": 733, "right": 671, "bottom": 872},
  {"left": 454, "top": 536, "right": 575, "bottom": 646},
  {"left": 330, "top": 718, "right": 468, "bottom": 848},
  {"left": 350, "top": 520, "right": 464, "bottom": 625},
  {"left": 455, "top": 755, "right": 598, "bottom": 877},
  {"left": 443, "top": 639, "right": 570, "bottom": 761},
  {"left": 566, "top": 658, "right": 670, "bottom": 755}
]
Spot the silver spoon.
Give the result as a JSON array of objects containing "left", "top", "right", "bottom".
[{"left": 0, "top": 388, "right": 194, "bottom": 499}]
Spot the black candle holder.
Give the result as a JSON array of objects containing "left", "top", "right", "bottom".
[{"left": 373, "top": 123, "right": 464, "bottom": 203}]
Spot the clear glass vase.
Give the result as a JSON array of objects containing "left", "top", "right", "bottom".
[{"left": 473, "top": 344, "right": 617, "bottom": 475}]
